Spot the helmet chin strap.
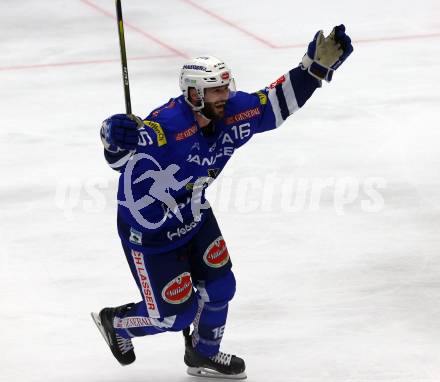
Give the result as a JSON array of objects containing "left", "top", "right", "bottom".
[
  {"left": 185, "top": 95, "right": 212, "bottom": 124},
  {"left": 184, "top": 94, "right": 204, "bottom": 111},
  {"left": 196, "top": 110, "right": 212, "bottom": 124}
]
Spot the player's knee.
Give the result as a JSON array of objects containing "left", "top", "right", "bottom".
[
  {"left": 167, "top": 293, "right": 198, "bottom": 332},
  {"left": 199, "top": 270, "right": 236, "bottom": 303}
]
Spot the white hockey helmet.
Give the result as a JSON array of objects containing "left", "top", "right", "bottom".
[{"left": 179, "top": 55, "right": 235, "bottom": 111}]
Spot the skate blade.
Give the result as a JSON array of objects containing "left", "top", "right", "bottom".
[
  {"left": 187, "top": 367, "right": 247, "bottom": 380},
  {"left": 91, "top": 312, "right": 111, "bottom": 347}
]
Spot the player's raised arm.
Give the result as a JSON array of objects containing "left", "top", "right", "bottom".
[
  {"left": 100, "top": 114, "right": 141, "bottom": 172},
  {"left": 254, "top": 24, "right": 353, "bottom": 132}
]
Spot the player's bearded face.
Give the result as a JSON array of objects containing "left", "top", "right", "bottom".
[
  {"left": 202, "top": 86, "right": 230, "bottom": 121},
  {"left": 202, "top": 100, "right": 227, "bottom": 121}
]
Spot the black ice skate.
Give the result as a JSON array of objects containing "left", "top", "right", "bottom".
[
  {"left": 183, "top": 327, "right": 247, "bottom": 380},
  {"left": 91, "top": 303, "right": 136, "bottom": 366}
]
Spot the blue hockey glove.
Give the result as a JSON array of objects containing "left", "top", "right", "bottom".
[
  {"left": 301, "top": 24, "right": 353, "bottom": 82},
  {"left": 100, "top": 114, "right": 141, "bottom": 151}
]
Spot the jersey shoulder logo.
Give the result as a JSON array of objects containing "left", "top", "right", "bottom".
[
  {"left": 254, "top": 91, "right": 268, "bottom": 105},
  {"left": 144, "top": 120, "right": 167, "bottom": 147}
]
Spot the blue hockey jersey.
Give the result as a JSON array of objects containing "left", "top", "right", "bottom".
[{"left": 103, "top": 66, "right": 320, "bottom": 254}]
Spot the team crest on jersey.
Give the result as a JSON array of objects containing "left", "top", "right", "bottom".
[
  {"left": 203, "top": 236, "right": 229, "bottom": 268},
  {"left": 161, "top": 272, "right": 193, "bottom": 304}
]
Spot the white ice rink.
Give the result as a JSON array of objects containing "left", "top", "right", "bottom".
[{"left": 2, "top": 0, "right": 440, "bottom": 381}]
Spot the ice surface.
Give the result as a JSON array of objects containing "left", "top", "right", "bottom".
[{"left": 1, "top": 0, "right": 440, "bottom": 381}]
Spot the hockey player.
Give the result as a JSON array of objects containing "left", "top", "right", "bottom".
[{"left": 93, "top": 25, "right": 353, "bottom": 379}]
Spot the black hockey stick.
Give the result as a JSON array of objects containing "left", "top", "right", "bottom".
[{"left": 115, "top": 0, "right": 132, "bottom": 115}]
